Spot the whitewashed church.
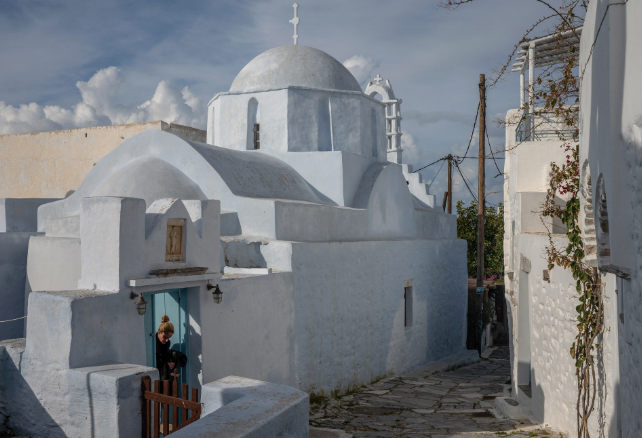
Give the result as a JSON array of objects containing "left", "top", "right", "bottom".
[{"left": 0, "top": 37, "right": 468, "bottom": 437}]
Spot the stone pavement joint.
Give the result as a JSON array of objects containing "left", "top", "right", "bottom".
[{"left": 309, "top": 347, "right": 563, "bottom": 438}]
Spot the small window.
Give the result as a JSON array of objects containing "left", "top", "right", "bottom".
[
  {"left": 253, "top": 123, "right": 260, "bottom": 150},
  {"left": 404, "top": 283, "right": 413, "bottom": 328}
]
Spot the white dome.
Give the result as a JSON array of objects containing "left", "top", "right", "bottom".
[{"left": 230, "top": 45, "right": 362, "bottom": 93}]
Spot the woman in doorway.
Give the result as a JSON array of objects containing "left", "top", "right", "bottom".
[{"left": 156, "top": 315, "right": 187, "bottom": 381}]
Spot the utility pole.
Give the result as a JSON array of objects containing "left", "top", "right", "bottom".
[
  {"left": 476, "top": 74, "right": 486, "bottom": 352},
  {"left": 447, "top": 154, "right": 453, "bottom": 214}
]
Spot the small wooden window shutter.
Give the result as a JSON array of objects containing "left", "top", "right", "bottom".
[{"left": 253, "top": 123, "right": 260, "bottom": 149}]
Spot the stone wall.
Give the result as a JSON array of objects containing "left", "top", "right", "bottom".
[{"left": 0, "top": 121, "right": 205, "bottom": 199}]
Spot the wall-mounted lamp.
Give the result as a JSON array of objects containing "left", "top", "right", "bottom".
[
  {"left": 130, "top": 290, "right": 148, "bottom": 315},
  {"left": 207, "top": 283, "right": 223, "bottom": 304}
]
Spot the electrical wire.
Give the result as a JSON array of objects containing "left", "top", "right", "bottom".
[
  {"left": 458, "top": 103, "right": 480, "bottom": 164},
  {"left": 486, "top": 127, "right": 504, "bottom": 178},
  {"left": 0, "top": 316, "right": 26, "bottom": 324},
  {"left": 412, "top": 156, "right": 446, "bottom": 173},
  {"left": 454, "top": 161, "right": 478, "bottom": 202},
  {"left": 429, "top": 159, "right": 446, "bottom": 186}
]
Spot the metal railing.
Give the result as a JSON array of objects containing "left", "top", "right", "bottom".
[{"left": 516, "top": 109, "right": 578, "bottom": 142}]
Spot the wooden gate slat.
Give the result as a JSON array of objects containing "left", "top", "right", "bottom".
[
  {"left": 172, "top": 379, "right": 179, "bottom": 432},
  {"left": 153, "top": 380, "right": 161, "bottom": 438},
  {"left": 142, "top": 376, "right": 151, "bottom": 438},
  {"left": 181, "top": 383, "right": 188, "bottom": 424},
  {"left": 143, "top": 376, "right": 201, "bottom": 435},
  {"left": 163, "top": 380, "right": 170, "bottom": 435}
]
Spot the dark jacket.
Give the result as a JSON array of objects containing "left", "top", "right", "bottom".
[{"left": 156, "top": 336, "right": 188, "bottom": 381}]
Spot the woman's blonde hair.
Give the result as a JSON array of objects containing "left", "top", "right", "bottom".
[{"left": 158, "top": 315, "right": 174, "bottom": 334}]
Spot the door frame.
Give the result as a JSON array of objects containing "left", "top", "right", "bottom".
[{"left": 144, "top": 288, "right": 190, "bottom": 386}]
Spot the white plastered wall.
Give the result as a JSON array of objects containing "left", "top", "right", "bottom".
[
  {"left": 503, "top": 106, "right": 619, "bottom": 436},
  {"left": 579, "top": 1, "right": 642, "bottom": 436}
]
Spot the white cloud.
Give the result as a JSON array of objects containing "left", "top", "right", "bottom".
[
  {"left": 401, "top": 130, "right": 425, "bottom": 168},
  {"left": 342, "top": 55, "right": 380, "bottom": 88},
  {"left": 0, "top": 67, "right": 206, "bottom": 135}
]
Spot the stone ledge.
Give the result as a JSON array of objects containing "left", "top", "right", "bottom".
[
  {"left": 128, "top": 273, "right": 219, "bottom": 287},
  {"left": 494, "top": 396, "right": 532, "bottom": 421}
]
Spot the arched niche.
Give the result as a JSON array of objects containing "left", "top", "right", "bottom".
[
  {"left": 246, "top": 98, "right": 260, "bottom": 150},
  {"left": 317, "top": 97, "right": 332, "bottom": 151},
  {"left": 595, "top": 173, "right": 611, "bottom": 264},
  {"left": 371, "top": 108, "right": 378, "bottom": 158}
]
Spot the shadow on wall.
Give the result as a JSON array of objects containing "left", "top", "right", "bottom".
[
  {"left": 1, "top": 349, "right": 66, "bottom": 438},
  {"left": 530, "top": 367, "right": 619, "bottom": 437}
]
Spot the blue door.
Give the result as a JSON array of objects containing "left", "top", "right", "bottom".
[{"left": 144, "top": 289, "right": 189, "bottom": 387}]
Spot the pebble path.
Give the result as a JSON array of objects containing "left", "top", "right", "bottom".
[{"left": 309, "top": 348, "right": 563, "bottom": 438}]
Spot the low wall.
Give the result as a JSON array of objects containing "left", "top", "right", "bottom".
[{"left": 172, "top": 376, "right": 309, "bottom": 438}]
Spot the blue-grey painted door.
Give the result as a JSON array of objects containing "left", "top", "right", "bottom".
[{"left": 144, "top": 289, "right": 189, "bottom": 387}]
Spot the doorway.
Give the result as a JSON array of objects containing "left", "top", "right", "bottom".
[{"left": 144, "top": 289, "right": 189, "bottom": 387}]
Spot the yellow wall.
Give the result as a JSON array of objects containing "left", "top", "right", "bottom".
[{"left": 0, "top": 121, "right": 205, "bottom": 198}]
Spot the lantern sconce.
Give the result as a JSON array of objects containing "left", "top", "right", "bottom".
[
  {"left": 207, "top": 283, "right": 223, "bottom": 304},
  {"left": 130, "top": 290, "right": 148, "bottom": 315}
]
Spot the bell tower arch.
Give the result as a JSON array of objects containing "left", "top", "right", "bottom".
[{"left": 365, "top": 74, "right": 403, "bottom": 164}]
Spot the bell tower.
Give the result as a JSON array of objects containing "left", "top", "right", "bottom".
[{"left": 365, "top": 74, "right": 403, "bottom": 164}]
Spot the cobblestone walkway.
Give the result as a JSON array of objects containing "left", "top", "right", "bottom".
[{"left": 309, "top": 348, "right": 562, "bottom": 437}]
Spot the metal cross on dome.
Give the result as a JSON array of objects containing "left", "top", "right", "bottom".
[{"left": 289, "top": 3, "right": 300, "bottom": 45}]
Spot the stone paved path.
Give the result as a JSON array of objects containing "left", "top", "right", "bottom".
[{"left": 309, "top": 348, "right": 562, "bottom": 437}]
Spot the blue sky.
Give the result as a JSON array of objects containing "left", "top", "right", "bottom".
[{"left": 0, "top": 0, "right": 552, "bottom": 207}]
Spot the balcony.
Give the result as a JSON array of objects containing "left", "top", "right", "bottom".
[{"left": 515, "top": 109, "right": 578, "bottom": 143}]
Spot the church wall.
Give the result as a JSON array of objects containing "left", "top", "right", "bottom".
[
  {"left": 196, "top": 238, "right": 467, "bottom": 396},
  {"left": 0, "top": 121, "right": 205, "bottom": 199},
  {"left": 198, "top": 272, "right": 296, "bottom": 388},
  {"left": 210, "top": 88, "right": 387, "bottom": 162},
  {"left": 359, "top": 96, "right": 387, "bottom": 161},
  {"left": 290, "top": 238, "right": 467, "bottom": 393},
  {"left": 276, "top": 151, "right": 373, "bottom": 206},
  {"left": 212, "top": 90, "right": 289, "bottom": 153}
]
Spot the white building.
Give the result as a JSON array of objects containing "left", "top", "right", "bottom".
[
  {"left": 503, "top": 1, "right": 642, "bottom": 436},
  {"left": 0, "top": 44, "right": 468, "bottom": 437},
  {"left": 579, "top": 1, "right": 642, "bottom": 436}
]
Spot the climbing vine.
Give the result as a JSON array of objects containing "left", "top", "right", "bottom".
[
  {"left": 535, "top": 4, "right": 603, "bottom": 437},
  {"left": 439, "top": 1, "right": 601, "bottom": 436}
]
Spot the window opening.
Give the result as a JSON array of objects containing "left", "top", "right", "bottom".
[
  {"left": 253, "top": 123, "right": 260, "bottom": 150},
  {"left": 404, "top": 285, "right": 413, "bottom": 328}
]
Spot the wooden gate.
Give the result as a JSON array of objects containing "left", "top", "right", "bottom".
[{"left": 141, "top": 374, "right": 202, "bottom": 437}]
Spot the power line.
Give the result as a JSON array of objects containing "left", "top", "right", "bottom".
[
  {"left": 455, "top": 156, "right": 505, "bottom": 160},
  {"left": 454, "top": 161, "right": 477, "bottom": 202},
  {"left": 486, "top": 127, "right": 504, "bottom": 178},
  {"left": 458, "top": 103, "right": 480, "bottom": 164},
  {"left": 412, "top": 157, "right": 446, "bottom": 173},
  {"left": 0, "top": 315, "right": 26, "bottom": 324},
  {"left": 429, "top": 159, "right": 446, "bottom": 186},
  {"left": 453, "top": 160, "right": 500, "bottom": 208}
]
